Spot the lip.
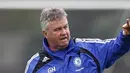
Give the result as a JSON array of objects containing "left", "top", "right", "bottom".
[
  {"left": 60, "top": 37, "right": 67, "bottom": 40},
  {"left": 60, "top": 38, "right": 68, "bottom": 42}
]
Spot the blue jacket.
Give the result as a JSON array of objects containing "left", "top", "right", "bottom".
[{"left": 25, "top": 31, "right": 130, "bottom": 73}]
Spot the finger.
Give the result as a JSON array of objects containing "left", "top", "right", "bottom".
[{"left": 126, "top": 19, "right": 130, "bottom": 27}]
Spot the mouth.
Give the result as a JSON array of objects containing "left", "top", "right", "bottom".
[{"left": 60, "top": 37, "right": 68, "bottom": 41}]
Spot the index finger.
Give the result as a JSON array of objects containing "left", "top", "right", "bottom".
[{"left": 126, "top": 19, "right": 130, "bottom": 27}]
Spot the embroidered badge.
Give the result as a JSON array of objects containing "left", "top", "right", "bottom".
[{"left": 73, "top": 57, "right": 82, "bottom": 67}]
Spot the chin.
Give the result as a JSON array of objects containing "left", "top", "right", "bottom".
[{"left": 60, "top": 43, "right": 68, "bottom": 48}]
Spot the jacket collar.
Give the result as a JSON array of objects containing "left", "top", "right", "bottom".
[{"left": 42, "top": 38, "right": 78, "bottom": 60}]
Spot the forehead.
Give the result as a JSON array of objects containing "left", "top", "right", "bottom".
[{"left": 47, "top": 17, "right": 68, "bottom": 28}]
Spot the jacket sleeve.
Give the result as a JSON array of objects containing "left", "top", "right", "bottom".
[
  {"left": 75, "top": 31, "right": 130, "bottom": 70},
  {"left": 101, "top": 31, "right": 130, "bottom": 68},
  {"left": 24, "top": 53, "right": 40, "bottom": 73}
]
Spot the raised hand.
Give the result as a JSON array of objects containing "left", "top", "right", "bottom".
[{"left": 122, "top": 19, "right": 130, "bottom": 35}]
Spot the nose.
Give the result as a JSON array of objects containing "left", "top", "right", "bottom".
[{"left": 61, "top": 28, "right": 67, "bottom": 35}]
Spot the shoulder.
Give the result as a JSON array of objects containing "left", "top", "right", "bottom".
[
  {"left": 75, "top": 38, "right": 114, "bottom": 43},
  {"left": 74, "top": 38, "right": 115, "bottom": 45},
  {"left": 74, "top": 38, "right": 115, "bottom": 50},
  {"left": 25, "top": 53, "right": 40, "bottom": 73}
]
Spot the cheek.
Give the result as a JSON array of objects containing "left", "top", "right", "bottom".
[
  {"left": 51, "top": 32, "right": 61, "bottom": 39},
  {"left": 53, "top": 32, "right": 60, "bottom": 36}
]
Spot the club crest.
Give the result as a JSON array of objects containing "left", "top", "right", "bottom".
[{"left": 73, "top": 57, "right": 82, "bottom": 67}]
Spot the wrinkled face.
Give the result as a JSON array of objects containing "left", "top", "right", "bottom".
[{"left": 43, "top": 16, "right": 70, "bottom": 49}]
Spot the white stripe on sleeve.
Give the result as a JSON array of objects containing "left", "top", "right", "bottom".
[{"left": 24, "top": 53, "right": 39, "bottom": 73}]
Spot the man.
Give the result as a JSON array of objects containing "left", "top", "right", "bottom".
[{"left": 25, "top": 8, "right": 130, "bottom": 73}]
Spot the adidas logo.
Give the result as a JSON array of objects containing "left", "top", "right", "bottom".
[{"left": 42, "top": 56, "right": 50, "bottom": 62}]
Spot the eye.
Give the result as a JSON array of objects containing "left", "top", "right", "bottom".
[
  {"left": 64, "top": 24, "right": 68, "bottom": 29},
  {"left": 55, "top": 27, "right": 61, "bottom": 31},
  {"left": 64, "top": 25, "right": 67, "bottom": 29}
]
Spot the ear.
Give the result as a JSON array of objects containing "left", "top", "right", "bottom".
[{"left": 42, "top": 31, "right": 48, "bottom": 38}]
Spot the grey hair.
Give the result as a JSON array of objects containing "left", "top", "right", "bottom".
[{"left": 40, "top": 8, "right": 68, "bottom": 31}]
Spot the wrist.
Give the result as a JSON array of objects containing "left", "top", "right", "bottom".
[{"left": 123, "top": 30, "right": 130, "bottom": 35}]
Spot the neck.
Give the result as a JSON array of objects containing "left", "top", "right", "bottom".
[{"left": 49, "top": 46, "right": 58, "bottom": 51}]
